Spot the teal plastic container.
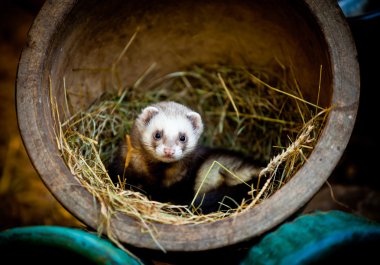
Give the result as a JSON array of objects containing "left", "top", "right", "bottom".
[
  {"left": 241, "top": 211, "right": 380, "bottom": 265},
  {"left": 0, "top": 226, "right": 142, "bottom": 265}
]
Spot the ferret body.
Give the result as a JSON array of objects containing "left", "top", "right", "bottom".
[{"left": 109, "top": 101, "right": 262, "bottom": 214}]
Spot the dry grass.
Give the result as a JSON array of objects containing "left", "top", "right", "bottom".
[
  {"left": 51, "top": 61, "right": 329, "bottom": 252},
  {"left": 49, "top": 31, "right": 330, "bottom": 250}
]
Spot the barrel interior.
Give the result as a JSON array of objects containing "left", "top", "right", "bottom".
[
  {"left": 20, "top": 0, "right": 351, "bottom": 253},
  {"left": 47, "top": 0, "right": 331, "bottom": 115}
]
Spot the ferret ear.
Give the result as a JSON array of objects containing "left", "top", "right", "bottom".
[
  {"left": 138, "top": 106, "right": 159, "bottom": 126},
  {"left": 186, "top": 112, "right": 204, "bottom": 134}
]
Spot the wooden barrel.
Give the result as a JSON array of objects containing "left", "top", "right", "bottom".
[{"left": 16, "top": 0, "right": 359, "bottom": 252}]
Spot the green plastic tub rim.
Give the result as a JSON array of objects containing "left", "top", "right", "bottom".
[
  {"left": 241, "top": 210, "right": 380, "bottom": 265},
  {"left": 0, "top": 226, "right": 141, "bottom": 265}
]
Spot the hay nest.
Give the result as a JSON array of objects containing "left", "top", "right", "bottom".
[{"left": 51, "top": 56, "right": 329, "bottom": 250}]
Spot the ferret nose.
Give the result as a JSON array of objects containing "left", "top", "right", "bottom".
[{"left": 164, "top": 148, "right": 175, "bottom": 156}]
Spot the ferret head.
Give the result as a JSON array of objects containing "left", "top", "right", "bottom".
[{"left": 134, "top": 101, "right": 204, "bottom": 163}]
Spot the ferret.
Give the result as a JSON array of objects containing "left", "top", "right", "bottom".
[{"left": 108, "top": 101, "right": 263, "bottom": 214}]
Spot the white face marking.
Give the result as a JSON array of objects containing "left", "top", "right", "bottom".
[{"left": 141, "top": 113, "right": 198, "bottom": 163}]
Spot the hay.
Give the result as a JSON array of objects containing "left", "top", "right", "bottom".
[
  {"left": 51, "top": 60, "right": 329, "bottom": 250},
  {"left": 50, "top": 34, "right": 329, "bottom": 251}
]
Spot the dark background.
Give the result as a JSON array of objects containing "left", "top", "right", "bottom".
[
  {"left": 0, "top": 0, "right": 83, "bottom": 229},
  {"left": 1, "top": 0, "right": 380, "bottom": 263}
]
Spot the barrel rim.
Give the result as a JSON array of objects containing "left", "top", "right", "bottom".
[{"left": 16, "top": 0, "right": 360, "bottom": 251}]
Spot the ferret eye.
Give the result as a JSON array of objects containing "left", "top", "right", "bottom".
[
  {"left": 153, "top": 132, "right": 162, "bottom": 140},
  {"left": 179, "top": 134, "right": 186, "bottom": 142}
]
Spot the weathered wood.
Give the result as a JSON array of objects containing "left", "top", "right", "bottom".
[{"left": 16, "top": 0, "right": 359, "bottom": 252}]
